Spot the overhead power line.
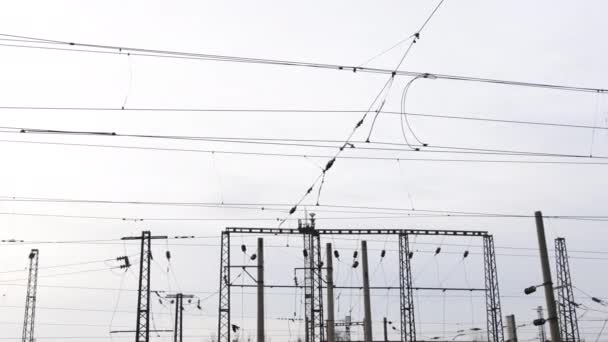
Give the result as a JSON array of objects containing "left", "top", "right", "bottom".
[
  {"left": 3, "top": 137, "right": 608, "bottom": 165},
  {"left": 0, "top": 107, "right": 606, "bottom": 132},
  {"left": 4, "top": 195, "right": 608, "bottom": 218},
  {"left": 0, "top": 34, "right": 605, "bottom": 93},
  {"left": 4, "top": 124, "right": 608, "bottom": 162}
]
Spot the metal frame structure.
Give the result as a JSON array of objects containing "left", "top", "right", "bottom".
[
  {"left": 483, "top": 235, "right": 503, "bottom": 342},
  {"left": 217, "top": 227, "right": 503, "bottom": 342},
  {"left": 122, "top": 231, "right": 167, "bottom": 342},
  {"left": 555, "top": 238, "right": 580, "bottom": 342},
  {"left": 22, "top": 249, "right": 39, "bottom": 342},
  {"left": 301, "top": 221, "right": 325, "bottom": 342},
  {"left": 399, "top": 234, "right": 415, "bottom": 342},
  {"left": 218, "top": 231, "right": 232, "bottom": 342},
  {"left": 136, "top": 231, "right": 152, "bottom": 342}
]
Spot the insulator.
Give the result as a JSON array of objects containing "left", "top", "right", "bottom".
[
  {"left": 232, "top": 324, "right": 240, "bottom": 332},
  {"left": 392, "top": 326, "right": 397, "bottom": 330},
  {"left": 188, "top": 299, "right": 192, "bottom": 303},
  {"left": 319, "top": 261, "right": 324, "bottom": 268},
  {"left": 408, "top": 251, "right": 414, "bottom": 259},
  {"left": 592, "top": 297, "right": 602, "bottom": 303},
  {"left": 463, "top": 250, "right": 469, "bottom": 258},
  {"left": 294, "top": 277, "right": 299, "bottom": 286},
  {"left": 303, "top": 249, "right": 308, "bottom": 258},
  {"left": 334, "top": 250, "right": 340, "bottom": 259},
  {"left": 166, "top": 251, "right": 171, "bottom": 260},
  {"left": 241, "top": 245, "right": 246, "bottom": 253},
  {"left": 29, "top": 251, "right": 36, "bottom": 259},
  {"left": 170, "top": 300, "right": 175, "bottom": 304},
  {"left": 159, "top": 299, "right": 163, "bottom": 304},
  {"left": 435, "top": 247, "right": 441, "bottom": 255},
  {"left": 352, "top": 261, "right": 359, "bottom": 268},
  {"left": 380, "top": 250, "right": 386, "bottom": 258},
  {"left": 353, "top": 251, "right": 358, "bottom": 259},
  {"left": 250, "top": 254, "right": 257, "bottom": 261}
]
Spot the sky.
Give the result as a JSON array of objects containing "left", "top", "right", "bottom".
[{"left": 0, "top": 0, "right": 607, "bottom": 341}]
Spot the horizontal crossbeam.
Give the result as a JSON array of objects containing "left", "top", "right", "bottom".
[
  {"left": 229, "top": 284, "right": 485, "bottom": 291},
  {"left": 226, "top": 227, "right": 488, "bottom": 236}
]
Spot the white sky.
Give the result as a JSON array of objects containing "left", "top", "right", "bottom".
[{"left": 0, "top": 0, "right": 607, "bottom": 341}]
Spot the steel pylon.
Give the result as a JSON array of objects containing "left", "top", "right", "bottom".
[
  {"left": 22, "top": 249, "right": 39, "bottom": 342},
  {"left": 555, "top": 238, "right": 580, "bottom": 342}
]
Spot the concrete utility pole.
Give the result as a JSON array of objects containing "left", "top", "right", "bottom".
[
  {"left": 257, "top": 238, "right": 265, "bottom": 342},
  {"left": 305, "top": 317, "right": 310, "bottom": 342},
  {"left": 361, "top": 240, "right": 373, "bottom": 342},
  {"left": 166, "top": 293, "right": 194, "bottom": 342},
  {"left": 534, "top": 211, "right": 561, "bottom": 342},
  {"left": 383, "top": 317, "right": 388, "bottom": 342},
  {"left": 326, "top": 243, "right": 336, "bottom": 342},
  {"left": 506, "top": 315, "right": 518, "bottom": 342}
]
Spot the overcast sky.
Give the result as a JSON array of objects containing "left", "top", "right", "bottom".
[{"left": 0, "top": 1, "right": 607, "bottom": 341}]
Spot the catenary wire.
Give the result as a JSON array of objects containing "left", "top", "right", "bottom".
[{"left": 0, "top": 34, "right": 605, "bottom": 93}]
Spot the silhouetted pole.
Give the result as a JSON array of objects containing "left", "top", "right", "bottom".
[
  {"left": 257, "top": 238, "right": 265, "bottom": 342},
  {"left": 305, "top": 316, "right": 310, "bottom": 342},
  {"left": 535, "top": 211, "right": 561, "bottom": 342},
  {"left": 383, "top": 317, "right": 388, "bottom": 342},
  {"left": 537, "top": 306, "right": 547, "bottom": 342},
  {"left": 361, "top": 240, "right": 373, "bottom": 342},
  {"left": 506, "top": 315, "right": 518, "bottom": 342},
  {"left": 326, "top": 243, "right": 336, "bottom": 342}
]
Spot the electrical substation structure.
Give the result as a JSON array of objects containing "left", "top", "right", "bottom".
[
  {"left": 22, "top": 249, "right": 39, "bottom": 342},
  {"left": 554, "top": 238, "right": 580, "bottom": 342},
  {"left": 216, "top": 223, "right": 504, "bottom": 342}
]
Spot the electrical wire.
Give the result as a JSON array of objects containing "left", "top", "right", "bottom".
[
  {"left": 0, "top": 33, "right": 605, "bottom": 93},
  {"left": 4, "top": 126, "right": 608, "bottom": 161},
  {"left": 1, "top": 106, "right": 608, "bottom": 132}
]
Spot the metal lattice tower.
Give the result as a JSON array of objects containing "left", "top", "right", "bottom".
[
  {"left": 122, "top": 231, "right": 167, "bottom": 342},
  {"left": 136, "top": 231, "right": 152, "bottom": 342},
  {"left": 555, "top": 238, "right": 580, "bottom": 342},
  {"left": 301, "top": 218, "right": 325, "bottom": 342},
  {"left": 483, "top": 235, "right": 504, "bottom": 342},
  {"left": 399, "top": 233, "right": 415, "bottom": 342},
  {"left": 22, "top": 249, "right": 39, "bottom": 342},
  {"left": 218, "top": 231, "right": 231, "bottom": 342}
]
